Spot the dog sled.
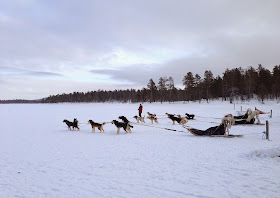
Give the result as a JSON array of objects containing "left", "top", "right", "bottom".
[
  {"left": 234, "top": 114, "right": 255, "bottom": 124},
  {"left": 233, "top": 108, "right": 264, "bottom": 125},
  {"left": 184, "top": 114, "right": 243, "bottom": 137},
  {"left": 185, "top": 125, "right": 243, "bottom": 138},
  {"left": 186, "top": 124, "right": 225, "bottom": 136}
]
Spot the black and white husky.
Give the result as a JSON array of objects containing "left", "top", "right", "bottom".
[
  {"left": 111, "top": 120, "right": 133, "bottom": 134},
  {"left": 185, "top": 113, "right": 195, "bottom": 120},
  {"left": 166, "top": 113, "right": 187, "bottom": 125}
]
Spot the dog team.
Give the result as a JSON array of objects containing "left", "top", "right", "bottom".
[{"left": 63, "top": 104, "right": 196, "bottom": 134}]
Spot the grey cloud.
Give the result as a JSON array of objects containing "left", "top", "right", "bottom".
[
  {"left": 26, "top": 71, "right": 64, "bottom": 77},
  {"left": 1, "top": 0, "right": 280, "bottom": 99},
  {"left": 2, "top": 0, "right": 279, "bottom": 63},
  {"left": 90, "top": 64, "right": 182, "bottom": 86},
  {"left": 0, "top": 66, "right": 63, "bottom": 78}
]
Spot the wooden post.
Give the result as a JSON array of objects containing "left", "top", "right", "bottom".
[
  {"left": 270, "top": 110, "right": 272, "bottom": 118},
  {"left": 266, "top": 120, "right": 269, "bottom": 140},
  {"left": 241, "top": 106, "right": 242, "bottom": 111},
  {"left": 234, "top": 103, "right": 235, "bottom": 110}
]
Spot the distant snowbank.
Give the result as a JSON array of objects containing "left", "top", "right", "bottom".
[{"left": 249, "top": 147, "right": 280, "bottom": 158}]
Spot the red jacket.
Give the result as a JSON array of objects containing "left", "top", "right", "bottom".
[{"left": 138, "top": 105, "right": 143, "bottom": 113}]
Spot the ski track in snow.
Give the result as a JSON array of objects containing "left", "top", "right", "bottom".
[{"left": 0, "top": 101, "right": 279, "bottom": 198}]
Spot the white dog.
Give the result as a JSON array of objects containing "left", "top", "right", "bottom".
[
  {"left": 133, "top": 115, "right": 145, "bottom": 123},
  {"left": 247, "top": 110, "right": 261, "bottom": 125}
]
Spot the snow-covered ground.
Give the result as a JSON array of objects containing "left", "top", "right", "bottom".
[{"left": 0, "top": 101, "right": 279, "bottom": 198}]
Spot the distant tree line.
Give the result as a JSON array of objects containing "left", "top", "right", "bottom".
[
  {"left": 1, "top": 64, "right": 279, "bottom": 104},
  {"left": 0, "top": 99, "right": 41, "bottom": 104},
  {"left": 40, "top": 64, "right": 280, "bottom": 104}
]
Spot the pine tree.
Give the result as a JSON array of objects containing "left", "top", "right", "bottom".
[
  {"left": 147, "top": 79, "right": 157, "bottom": 103},
  {"left": 245, "top": 66, "right": 258, "bottom": 99},
  {"left": 257, "top": 64, "right": 272, "bottom": 102},
  {"left": 272, "top": 65, "right": 280, "bottom": 99},
  {"left": 158, "top": 77, "right": 168, "bottom": 103},
  {"left": 194, "top": 74, "right": 202, "bottom": 101},
  {"left": 204, "top": 70, "right": 213, "bottom": 103},
  {"left": 167, "top": 77, "right": 175, "bottom": 103},
  {"left": 183, "top": 72, "right": 195, "bottom": 101}
]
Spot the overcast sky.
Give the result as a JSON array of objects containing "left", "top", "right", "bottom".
[{"left": 1, "top": 0, "right": 279, "bottom": 99}]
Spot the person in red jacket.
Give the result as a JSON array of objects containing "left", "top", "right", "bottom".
[{"left": 138, "top": 104, "right": 143, "bottom": 117}]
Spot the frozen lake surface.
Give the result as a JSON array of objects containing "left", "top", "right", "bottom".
[{"left": 0, "top": 101, "right": 279, "bottom": 198}]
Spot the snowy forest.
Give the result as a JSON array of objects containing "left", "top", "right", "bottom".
[
  {"left": 1, "top": 64, "right": 280, "bottom": 103},
  {"left": 41, "top": 64, "right": 280, "bottom": 103}
]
